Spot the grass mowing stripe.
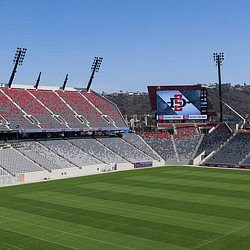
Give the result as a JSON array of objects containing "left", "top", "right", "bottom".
[
  {"left": 0, "top": 166, "right": 250, "bottom": 249},
  {"left": 126, "top": 174, "right": 250, "bottom": 193},
  {"left": 59, "top": 185, "right": 250, "bottom": 222},
  {"left": 21, "top": 191, "right": 238, "bottom": 232},
  {"left": 0, "top": 196, "right": 211, "bottom": 247},
  {"left": 192, "top": 223, "right": 250, "bottom": 249},
  {"left": 0, "top": 214, "right": 138, "bottom": 250},
  {"left": 97, "top": 178, "right": 250, "bottom": 208},
  {"left": 0, "top": 211, "right": 186, "bottom": 250},
  {"left": 160, "top": 166, "right": 250, "bottom": 178},
  {"left": 76, "top": 181, "right": 250, "bottom": 212},
  {"left": 20, "top": 191, "right": 229, "bottom": 236},
  {"left": 140, "top": 171, "right": 250, "bottom": 186},
  {"left": 0, "top": 241, "right": 24, "bottom": 250},
  {"left": 0, "top": 227, "right": 73, "bottom": 250}
]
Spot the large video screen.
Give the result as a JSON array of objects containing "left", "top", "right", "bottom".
[{"left": 156, "top": 89, "right": 207, "bottom": 120}]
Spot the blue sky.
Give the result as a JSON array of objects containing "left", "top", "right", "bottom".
[{"left": 0, "top": 0, "right": 249, "bottom": 92}]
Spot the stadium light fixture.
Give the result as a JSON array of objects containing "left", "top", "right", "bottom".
[
  {"left": 8, "top": 47, "right": 27, "bottom": 88},
  {"left": 213, "top": 52, "right": 224, "bottom": 123},
  {"left": 62, "top": 73, "right": 69, "bottom": 91},
  {"left": 86, "top": 57, "right": 103, "bottom": 92}
]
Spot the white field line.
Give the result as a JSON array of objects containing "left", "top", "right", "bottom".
[
  {"left": 192, "top": 223, "right": 250, "bottom": 249},
  {"left": 0, "top": 241, "right": 25, "bottom": 250},
  {"left": 29, "top": 191, "right": 239, "bottom": 230},
  {"left": 1, "top": 198, "right": 206, "bottom": 244},
  {"left": 0, "top": 223, "right": 79, "bottom": 250},
  {"left": 74, "top": 182, "right": 250, "bottom": 219},
  {"left": 0, "top": 213, "right": 165, "bottom": 250}
]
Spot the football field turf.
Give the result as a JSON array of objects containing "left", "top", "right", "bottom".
[{"left": 0, "top": 166, "right": 250, "bottom": 250}]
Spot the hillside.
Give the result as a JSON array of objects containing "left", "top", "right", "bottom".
[{"left": 105, "top": 86, "right": 250, "bottom": 120}]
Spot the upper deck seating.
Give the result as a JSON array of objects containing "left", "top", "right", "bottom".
[
  {"left": 17, "top": 141, "right": 75, "bottom": 171},
  {"left": 140, "top": 133, "right": 176, "bottom": 161},
  {"left": 68, "top": 138, "right": 127, "bottom": 164},
  {"left": 0, "top": 89, "right": 38, "bottom": 130},
  {"left": 205, "top": 133, "right": 250, "bottom": 165},
  {"left": 0, "top": 147, "right": 44, "bottom": 175},
  {"left": 56, "top": 90, "right": 113, "bottom": 128},
  {"left": 141, "top": 131, "right": 172, "bottom": 140},
  {"left": 3, "top": 88, "right": 66, "bottom": 129},
  {"left": 39, "top": 139, "right": 102, "bottom": 167},
  {"left": 122, "top": 133, "right": 161, "bottom": 160},
  {"left": 82, "top": 92, "right": 127, "bottom": 127},
  {"left": 29, "top": 89, "right": 87, "bottom": 129},
  {"left": 174, "top": 124, "right": 198, "bottom": 138},
  {"left": 97, "top": 137, "right": 153, "bottom": 163}
]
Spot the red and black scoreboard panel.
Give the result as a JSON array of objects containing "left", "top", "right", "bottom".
[{"left": 148, "top": 85, "right": 207, "bottom": 120}]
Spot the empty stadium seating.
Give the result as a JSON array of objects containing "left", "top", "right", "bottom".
[
  {"left": 140, "top": 133, "right": 176, "bottom": 161},
  {"left": 205, "top": 133, "right": 250, "bottom": 166},
  {"left": 82, "top": 92, "right": 127, "bottom": 127},
  {"left": 68, "top": 138, "right": 127, "bottom": 164},
  {"left": 195, "top": 132, "right": 232, "bottom": 157},
  {"left": 241, "top": 156, "right": 250, "bottom": 167},
  {"left": 141, "top": 131, "right": 171, "bottom": 140},
  {"left": 57, "top": 90, "right": 113, "bottom": 128},
  {"left": 122, "top": 133, "right": 161, "bottom": 160},
  {"left": 174, "top": 124, "right": 198, "bottom": 138},
  {"left": 175, "top": 135, "right": 200, "bottom": 161},
  {"left": 39, "top": 139, "right": 103, "bottom": 167},
  {"left": 17, "top": 141, "right": 76, "bottom": 171},
  {"left": 0, "top": 168, "right": 8, "bottom": 176},
  {"left": 0, "top": 147, "right": 44, "bottom": 175},
  {"left": 0, "top": 89, "right": 38, "bottom": 129},
  {"left": 97, "top": 137, "right": 153, "bottom": 163},
  {"left": 29, "top": 89, "right": 88, "bottom": 129},
  {"left": 3, "top": 88, "right": 66, "bottom": 129}
]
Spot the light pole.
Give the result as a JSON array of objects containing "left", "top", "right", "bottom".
[
  {"left": 213, "top": 52, "right": 224, "bottom": 122},
  {"left": 86, "top": 57, "right": 103, "bottom": 92},
  {"left": 8, "top": 48, "right": 27, "bottom": 88}
]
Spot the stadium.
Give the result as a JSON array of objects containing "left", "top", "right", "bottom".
[
  {"left": 1, "top": 1, "right": 250, "bottom": 248},
  {"left": 0, "top": 52, "right": 249, "bottom": 249}
]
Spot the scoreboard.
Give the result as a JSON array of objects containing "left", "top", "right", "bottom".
[{"left": 148, "top": 85, "right": 208, "bottom": 120}]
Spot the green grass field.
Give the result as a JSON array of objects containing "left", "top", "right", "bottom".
[{"left": 0, "top": 166, "right": 250, "bottom": 250}]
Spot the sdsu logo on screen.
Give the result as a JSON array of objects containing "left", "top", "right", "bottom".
[
  {"left": 168, "top": 94, "right": 191, "bottom": 112},
  {"left": 156, "top": 89, "right": 207, "bottom": 120}
]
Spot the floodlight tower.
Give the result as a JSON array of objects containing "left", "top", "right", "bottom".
[
  {"left": 213, "top": 52, "right": 224, "bottom": 122},
  {"left": 86, "top": 57, "right": 103, "bottom": 92},
  {"left": 8, "top": 48, "right": 27, "bottom": 88}
]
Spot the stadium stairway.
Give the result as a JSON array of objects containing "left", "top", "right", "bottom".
[
  {"left": 56, "top": 90, "right": 114, "bottom": 129},
  {"left": 3, "top": 88, "right": 67, "bottom": 129},
  {"left": 66, "top": 139, "right": 107, "bottom": 164},
  {"left": 29, "top": 89, "right": 89, "bottom": 129},
  {"left": 82, "top": 91, "right": 127, "bottom": 128},
  {"left": 36, "top": 140, "right": 80, "bottom": 169},
  {"left": 239, "top": 152, "right": 250, "bottom": 166},
  {"left": 0, "top": 88, "right": 40, "bottom": 130},
  {"left": 204, "top": 133, "right": 250, "bottom": 167},
  {"left": 189, "top": 134, "right": 204, "bottom": 164},
  {"left": 171, "top": 134, "right": 181, "bottom": 163},
  {"left": 66, "top": 138, "right": 127, "bottom": 164},
  {"left": 200, "top": 133, "right": 236, "bottom": 165},
  {"left": 122, "top": 133, "right": 163, "bottom": 161}
]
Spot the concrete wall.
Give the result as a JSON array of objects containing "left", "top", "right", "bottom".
[
  {"left": 0, "top": 160, "right": 165, "bottom": 187},
  {"left": 0, "top": 175, "right": 19, "bottom": 186}
]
